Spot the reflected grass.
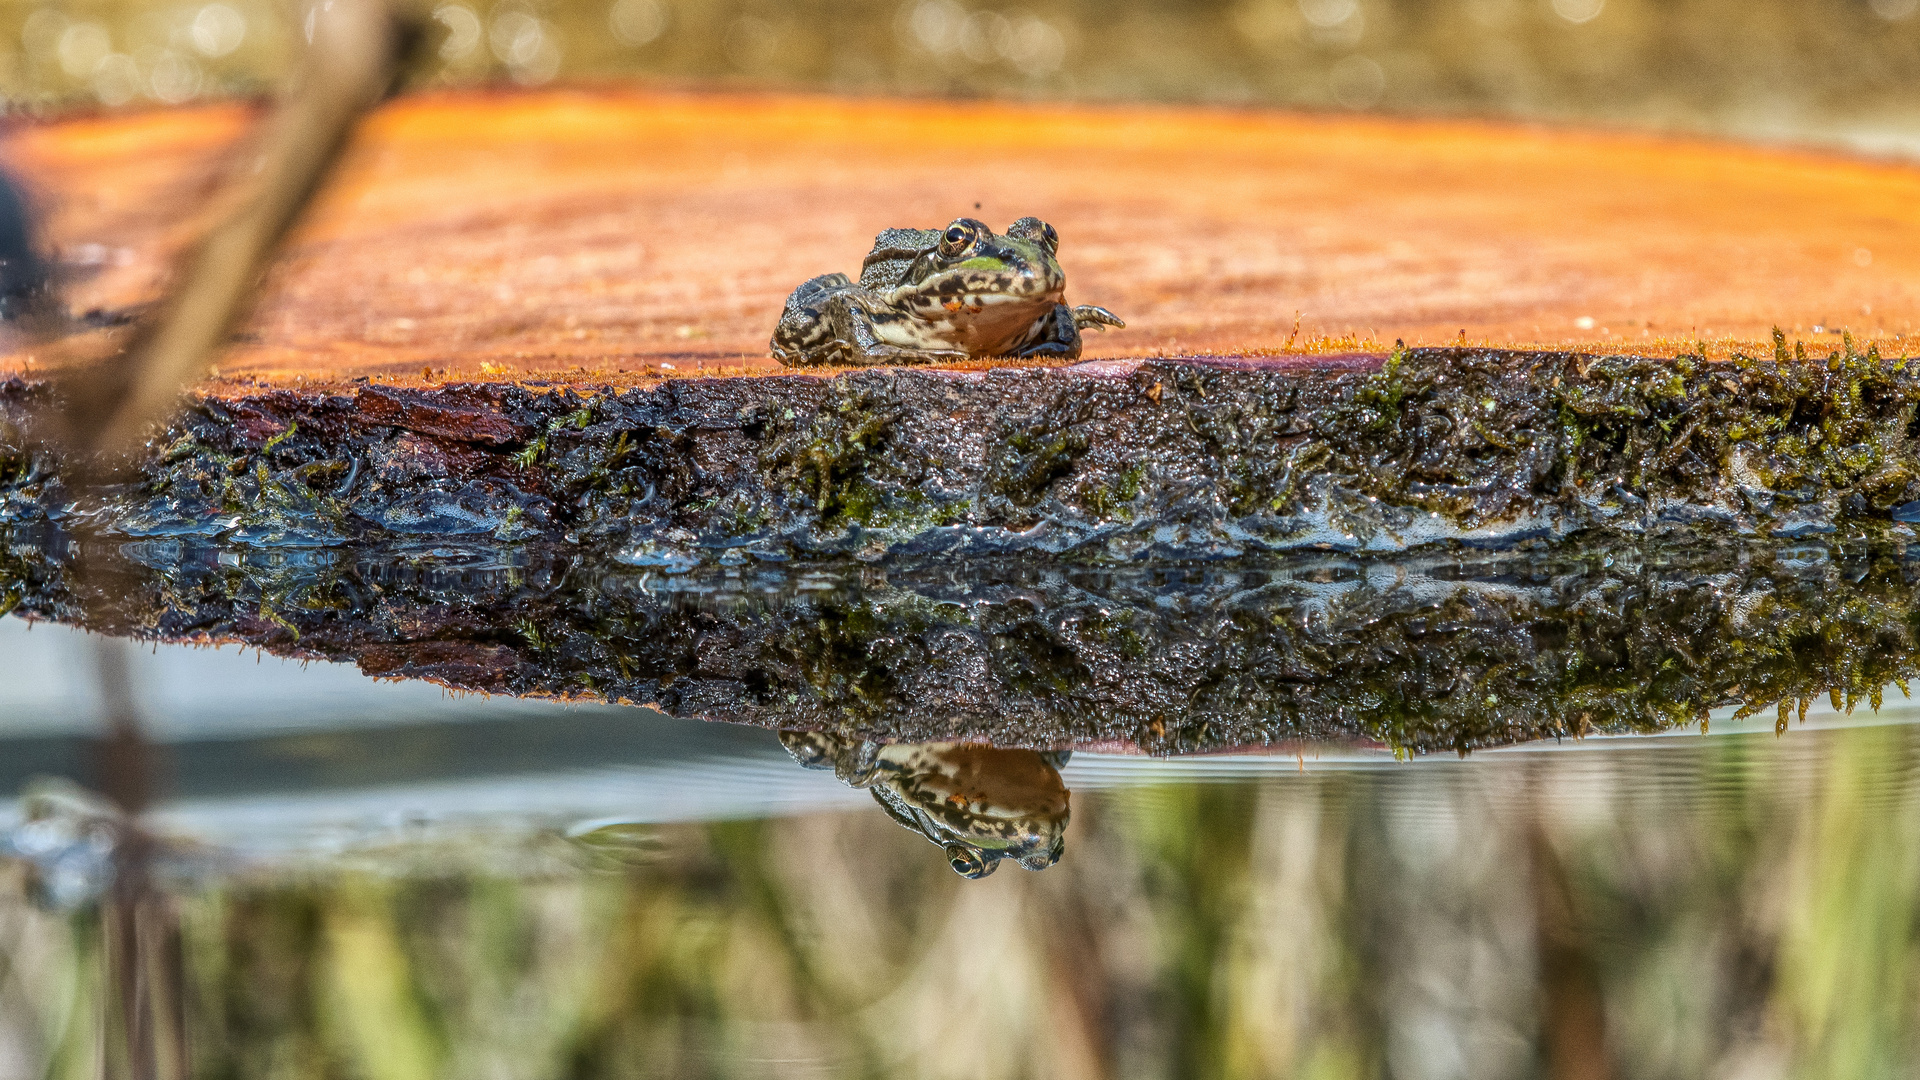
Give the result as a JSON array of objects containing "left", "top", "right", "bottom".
[{"left": 5, "top": 723, "right": 1920, "bottom": 1076}]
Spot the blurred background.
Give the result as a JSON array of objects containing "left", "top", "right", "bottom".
[
  {"left": 0, "top": 0, "right": 1916, "bottom": 155},
  {"left": 6, "top": 695, "right": 1920, "bottom": 1080},
  {"left": 0, "top": 620, "right": 1918, "bottom": 1078}
]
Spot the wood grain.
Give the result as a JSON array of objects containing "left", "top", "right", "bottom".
[{"left": 3, "top": 87, "right": 1917, "bottom": 393}]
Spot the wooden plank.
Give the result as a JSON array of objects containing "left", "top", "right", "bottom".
[{"left": 2, "top": 86, "right": 1918, "bottom": 392}]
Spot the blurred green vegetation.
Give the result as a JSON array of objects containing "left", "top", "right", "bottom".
[
  {"left": 0, "top": 0, "right": 1915, "bottom": 149},
  {"left": 7, "top": 723, "right": 1920, "bottom": 1077}
]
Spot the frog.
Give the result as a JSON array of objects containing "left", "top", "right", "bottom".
[
  {"left": 770, "top": 216, "right": 1124, "bottom": 367},
  {"left": 779, "top": 730, "right": 1072, "bottom": 878}
]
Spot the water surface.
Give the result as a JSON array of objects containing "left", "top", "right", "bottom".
[{"left": 3, "top": 612, "right": 1920, "bottom": 1078}]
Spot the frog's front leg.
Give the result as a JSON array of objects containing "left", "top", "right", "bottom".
[
  {"left": 777, "top": 730, "right": 884, "bottom": 785},
  {"left": 771, "top": 273, "right": 853, "bottom": 366},
  {"left": 1009, "top": 304, "right": 1088, "bottom": 360},
  {"left": 824, "top": 292, "right": 967, "bottom": 367}
]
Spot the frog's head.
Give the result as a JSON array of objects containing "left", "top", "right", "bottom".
[
  {"left": 892, "top": 217, "right": 1067, "bottom": 308},
  {"left": 867, "top": 743, "right": 1071, "bottom": 878}
]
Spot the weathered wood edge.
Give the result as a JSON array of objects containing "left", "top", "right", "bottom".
[{"left": 4, "top": 346, "right": 1918, "bottom": 563}]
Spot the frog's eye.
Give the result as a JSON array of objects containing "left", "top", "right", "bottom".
[
  {"left": 939, "top": 221, "right": 977, "bottom": 256},
  {"left": 945, "top": 843, "right": 997, "bottom": 878},
  {"left": 1006, "top": 216, "right": 1057, "bottom": 252}
]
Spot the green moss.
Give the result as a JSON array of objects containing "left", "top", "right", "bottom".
[
  {"left": 1348, "top": 341, "right": 1410, "bottom": 430},
  {"left": 761, "top": 387, "right": 899, "bottom": 530},
  {"left": 0, "top": 433, "right": 25, "bottom": 490},
  {"left": 988, "top": 429, "right": 1082, "bottom": 508},
  {"left": 493, "top": 504, "right": 525, "bottom": 540},
  {"left": 1309, "top": 344, "right": 1920, "bottom": 531},
  {"left": 512, "top": 436, "right": 547, "bottom": 469},
  {"left": 728, "top": 497, "right": 771, "bottom": 535},
  {"left": 261, "top": 420, "right": 298, "bottom": 455},
  {"left": 1084, "top": 464, "right": 1147, "bottom": 521},
  {"left": 1219, "top": 439, "right": 1327, "bottom": 518},
  {"left": 257, "top": 599, "right": 300, "bottom": 642},
  {"left": 15, "top": 341, "right": 1920, "bottom": 570}
]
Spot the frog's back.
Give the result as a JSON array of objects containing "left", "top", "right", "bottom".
[{"left": 858, "top": 227, "right": 941, "bottom": 289}]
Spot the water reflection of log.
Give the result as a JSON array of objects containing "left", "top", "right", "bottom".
[{"left": 5, "top": 535, "right": 1919, "bottom": 754}]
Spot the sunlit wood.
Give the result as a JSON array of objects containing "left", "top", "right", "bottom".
[{"left": 4, "top": 87, "right": 1918, "bottom": 392}]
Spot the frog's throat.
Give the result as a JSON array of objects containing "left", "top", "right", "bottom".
[
  {"left": 901, "top": 786, "right": 1055, "bottom": 844},
  {"left": 872, "top": 296, "right": 1060, "bottom": 355},
  {"left": 885, "top": 281, "right": 1064, "bottom": 307},
  {"left": 872, "top": 784, "right": 1034, "bottom": 852}
]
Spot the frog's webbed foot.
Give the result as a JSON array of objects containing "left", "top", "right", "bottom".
[{"left": 1072, "top": 305, "right": 1125, "bottom": 331}]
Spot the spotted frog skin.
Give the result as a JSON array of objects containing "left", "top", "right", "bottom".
[
  {"left": 770, "top": 216, "right": 1124, "bottom": 367},
  {"left": 779, "top": 731, "right": 1071, "bottom": 878}
]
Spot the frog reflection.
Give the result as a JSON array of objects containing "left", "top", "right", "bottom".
[{"left": 779, "top": 731, "right": 1071, "bottom": 878}]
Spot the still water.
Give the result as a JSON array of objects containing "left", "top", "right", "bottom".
[{"left": 3, "top": 612, "right": 1920, "bottom": 1079}]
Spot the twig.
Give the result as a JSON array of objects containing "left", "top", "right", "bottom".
[{"left": 42, "top": 0, "right": 420, "bottom": 464}]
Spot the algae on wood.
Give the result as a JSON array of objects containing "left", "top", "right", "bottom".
[{"left": 7, "top": 347, "right": 1920, "bottom": 561}]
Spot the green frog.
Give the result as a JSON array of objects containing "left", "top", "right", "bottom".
[
  {"left": 770, "top": 216, "right": 1124, "bottom": 367},
  {"left": 779, "top": 730, "right": 1071, "bottom": 877}
]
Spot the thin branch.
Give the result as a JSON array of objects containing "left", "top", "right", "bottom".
[{"left": 42, "top": 0, "right": 420, "bottom": 464}]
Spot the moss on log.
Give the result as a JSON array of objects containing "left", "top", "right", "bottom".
[{"left": 8, "top": 346, "right": 1920, "bottom": 560}]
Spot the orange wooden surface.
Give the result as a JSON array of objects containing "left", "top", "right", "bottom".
[{"left": 3, "top": 87, "right": 1917, "bottom": 390}]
